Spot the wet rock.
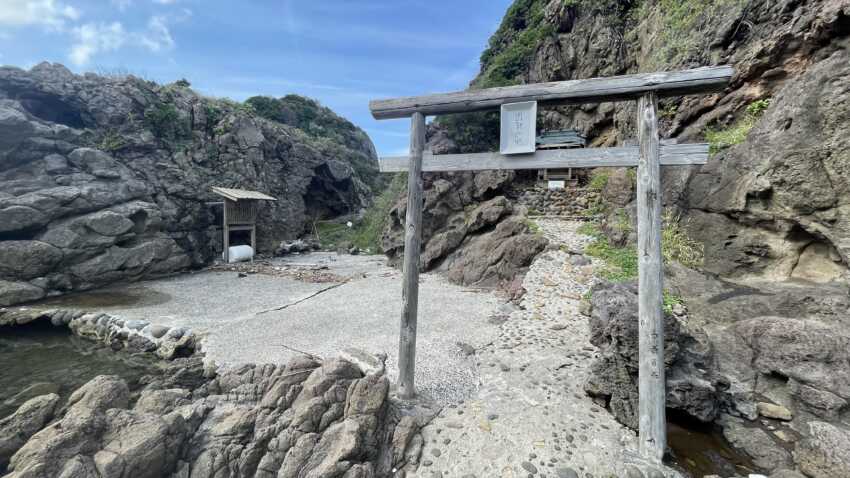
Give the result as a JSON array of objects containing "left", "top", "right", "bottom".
[{"left": 720, "top": 416, "right": 791, "bottom": 472}]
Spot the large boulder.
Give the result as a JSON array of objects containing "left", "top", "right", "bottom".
[
  {"left": 684, "top": 43, "right": 850, "bottom": 281},
  {"left": 0, "top": 241, "right": 63, "bottom": 280},
  {"left": 0, "top": 280, "right": 44, "bottom": 306},
  {"left": 584, "top": 281, "right": 721, "bottom": 428}
]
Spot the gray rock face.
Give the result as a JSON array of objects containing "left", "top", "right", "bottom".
[
  {"left": 0, "top": 63, "right": 378, "bottom": 305},
  {"left": 685, "top": 43, "right": 850, "bottom": 282},
  {"left": 583, "top": 281, "right": 720, "bottom": 428},
  {"left": 0, "top": 394, "right": 59, "bottom": 467},
  {"left": 664, "top": 263, "right": 850, "bottom": 423},
  {"left": 383, "top": 163, "right": 548, "bottom": 287},
  {"left": 4, "top": 351, "right": 413, "bottom": 478},
  {"left": 795, "top": 421, "right": 850, "bottom": 478},
  {"left": 720, "top": 416, "right": 791, "bottom": 472}
]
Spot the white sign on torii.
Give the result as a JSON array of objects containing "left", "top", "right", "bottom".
[{"left": 368, "top": 65, "right": 733, "bottom": 463}]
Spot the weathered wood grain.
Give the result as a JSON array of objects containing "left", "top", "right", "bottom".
[
  {"left": 378, "top": 143, "right": 708, "bottom": 172},
  {"left": 636, "top": 91, "right": 666, "bottom": 463},
  {"left": 398, "top": 112, "right": 426, "bottom": 399},
  {"left": 369, "top": 66, "right": 733, "bottom": 119}
]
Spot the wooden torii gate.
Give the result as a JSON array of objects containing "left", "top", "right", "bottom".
[{"left": 368, "top": 65, "right": 733, "bottom": 462}]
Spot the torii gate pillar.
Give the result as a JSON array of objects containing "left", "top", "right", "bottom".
[
  {"left": 398, "top": 112, "right": 425, "bottom": 399},
  {"left": 636, "top": 91, "right": 666, "bottom": 461}
]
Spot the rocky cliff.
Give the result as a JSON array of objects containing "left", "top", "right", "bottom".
[
  {"left": 0, "top": 63, "right": 378, "bottom": 306},
  {"left": 447, "top": 0, "right": 850, "bottom": 282}
]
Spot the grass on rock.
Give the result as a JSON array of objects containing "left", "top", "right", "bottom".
[
  {"left": 706, "top": 99, "right": 771, "bottom": 155},
  {"left": 578, "top": 208, "right": 704, "bottom": 281}
]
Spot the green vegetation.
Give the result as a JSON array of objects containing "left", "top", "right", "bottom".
[
  {"left": 99, "top": 130, "right": 126, "bottom": 151},
  {"left": 476, "top": 0, "right": 555, "bottom": 88},
  {"left": 203, "top": 103, "right": 224, "bottom": 134},
  {"left": 588, "top": 170, "right": 610, "bottom": 191},
  {"left": 705, "top": 98, "right": 771, "bottom": 154},
  {"left": 661, "top": 208, "right": 704, "bottom": 268},
  {"left": 525, "top": 218, "right": 543, "bottom": 235},
  {"left": 578, "top": 208, "right": 704, "bottom": 281},
  {"left": 634, "top": 0, "right": 747, "bottom": 69},
  {"left": 580, "top": 222, "right": 639, "bottom": 282},
  {"left": 144, "top": 102, "right": 189, "bottom": 141},
  {"left": 659, "top": 101, "right": 678, "bottom": 119},
  {"left": 662, "top": 289, "right": 684, "bottom": 315},
  {"left": 313, "top": 173, "right": 407, "bottom": 252},
  {"left": 245, "top": 95, "right": 361, "bottom": 145}
]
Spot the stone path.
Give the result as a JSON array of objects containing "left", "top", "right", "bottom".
[{"left": 409, "top": 219, "right": 677, "bottom": 478}]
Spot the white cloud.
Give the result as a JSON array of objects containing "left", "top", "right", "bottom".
[
  {"left": 111, "top": 0, "right": 133, "bottom": 10},
  {"left": 67, "top": 15, "right": 178, "bottom": 65},
  {"left": 152, "top": 0, "right": 177, "bottom": 4},
  {"left": 69, "top": 22, "right": 126, "bottom": 65},
  {"left": 138, "top": 15, "right": 173, "bottom": 52},
  {"left": 0, "top": 0, "right": 79, "bottom": 29}
]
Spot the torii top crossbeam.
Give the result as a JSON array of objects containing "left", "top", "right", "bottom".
[
  {"left": 370, "top": 66, "right": 733, "bottom": 119},
  {"left": 368, "top": 65, "right": 733, "bottom": 465}
]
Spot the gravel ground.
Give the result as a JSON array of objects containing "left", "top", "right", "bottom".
[
  {"left": 409, "top": 219, "right": 682, "bottom": 478},
  {"left": 45, "top": 253, "right": 503, "bottom": 405},
  {"left": 203, "top": 253, "right": 504, "bottom": 404}
]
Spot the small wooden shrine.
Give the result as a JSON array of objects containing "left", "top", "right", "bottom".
[
  {"left": 536, "top": 130, "right": 587, "bottom": 186},
  {"left": 211, "top": 187, "right": 277, "bottom": 262}
]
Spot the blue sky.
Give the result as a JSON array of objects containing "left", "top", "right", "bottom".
[{"left": 0, "top": 0, "right": 513, "bottom": 156}]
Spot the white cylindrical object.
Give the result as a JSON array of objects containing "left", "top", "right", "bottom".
[{"left": 224, "top": 245, "right": 253, "bottom": 263}]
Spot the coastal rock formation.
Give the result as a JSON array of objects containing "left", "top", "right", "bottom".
[
  {"left": 1, "top": 350, "right": 418, "bottom": 478},
  {"left": 584, "top": 280, "right": 720, "bottom": 429},
  {"left": 586, "top": 264, "right": 850, "bottom": 475},
  {"left": 0, "top": 63, "right": 378, "bottom": 306},
  {"left": 382, "top": 126, "right": 547, "bottom": 287},
  {"left": 0, "top": 307, "right": 198, "bottom": 360},
  {"left": 0, "top": 394, "right": 59, "bottom": 469}
]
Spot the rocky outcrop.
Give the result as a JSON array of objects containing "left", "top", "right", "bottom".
[
  {"left": 0, "top": 394, "right": 59, "bottom": 469},
  {"left": 685, "top": 43, "right": 850, "bottom": 282},
  {"left": 583, "top": 281, "right": 721, "bottom": 429},
  {"left": 382, "top": 153, "right": 547, "bottom": 286},
  {"left": 0, "top": 307, "right": 198, "bottom": 360},
  {"left": 2, "top": 350, "right": 417, "bottom": 478},
  {"left": 433, "top": 0, "right": 850, "bottom": 282},
  {"left": 585, "top": 264, "right": 850, "bottom": 475},
  {"left": 0, "top": 63, "right": 378, "bottom": 306}
]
